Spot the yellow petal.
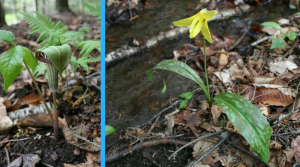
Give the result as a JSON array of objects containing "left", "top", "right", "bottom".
[
  {"left": 201, "top": 21, "right": 213, "bottom": 43},
  {"left": 189, "top": 14, "right": 202, "bottom": 33},
  {"left": 173, "top": 13, "right": 198, "bottom": 27},
  {"left": 190, "top": 17, "right": 204, "bottom": 38},
  {"left": 201, "top": 10, "right": 218, "bottom": 20},
  {"left": 200, "top": 8, "right": 207, "bottom": 13}
]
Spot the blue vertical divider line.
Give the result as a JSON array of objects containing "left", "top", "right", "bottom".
[{"left": 100, "top": 0, "right": 105, "bottom": 166}]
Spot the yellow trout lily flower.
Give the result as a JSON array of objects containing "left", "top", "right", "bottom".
[{"left": 173, "top": 8, "right": 218, "bottom": 43}]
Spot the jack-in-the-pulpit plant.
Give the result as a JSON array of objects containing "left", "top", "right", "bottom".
[
  {"left": 148, "top": 8, "right": 272, "bottom": 163},
  {"left": 0, "top": 3, "right": 103, "bottom": 139}
]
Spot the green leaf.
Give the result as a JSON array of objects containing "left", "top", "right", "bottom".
[
  {"left": 288, "top": 32, "right": 297, "bottom": 40},
  {"left": 70, "top": 56, "right": 79, "bottom": 72},
  {"left": 147, "top": 60, "right": 209, "bottom": 100},
  {"left": 295, "top": 12, "right": 300, "bottom": 15},
  {"left": 0, "top": 30, "right": 15, "bottom": 45},
  {"left": 261, "top": 21, "right": 281, "bottom": 30},
  {"left": 213, "top": 92, "right": 271, "bottom": 163},
  {"left": 81, "top": 2, "right": 100, "bottom": 18},
  {"left": 105, "top": 125, "right": 116, "bottom": 136},
  {"left": 36, "top": 44, "right": 71, "bottom": 76},
  {"left": 161, "top": 80, "right": 167, "bottom": 93},
  {"left": 77, "top": 57, "right": 89, "bottom": 72},
  {"left": 77, "top": 40, "right": 100, "bottom": 58},
  {"left": 290, "top": 4, "right": 297, "bottom": 9},
  {"left": 270, "top": 37, "right": 285, "bottom": 49},
  {"left": 0, "top": 46, "right": 25, "bottom": 92},
  {"left": 282, "top": 32, "right": 287, "bottom": 39},
  {"left": 22, "top": 47, "right": 38, "bottom": 74},
  {"left": 179, "top": 92, "right": 193, "bottom": 109}
]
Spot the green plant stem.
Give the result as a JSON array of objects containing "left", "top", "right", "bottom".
[
  {"left": 80, "top": 66, "right": 97, "bottom": 110},
  {"left": 203, "top": 39, "right": 211, "bottom": 105},
  {"left": 53, "top": 91, "right": 58, "bottom": 140},
  {"left": 65, "top": 72, "right": 71, "bottom": 104},
  {"left": 24, "top": 62, "right": 54, "bottom": 123}
]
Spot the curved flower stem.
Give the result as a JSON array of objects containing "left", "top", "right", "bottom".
[
  {"left": 203, "top": 39, "right": 211, "bottom": 105},
  {"left": 23, "top": 62, "right": 54, "bottom": 123},
  {"left": 53, "top": 91, "right": 58, "bottom": 140}
]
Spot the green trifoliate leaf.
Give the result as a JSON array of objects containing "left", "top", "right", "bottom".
[
  {"left": 22, "top": 47, "right": 38, "bottom": 73},
  {"left": 36, "top": 44, "right": 71, "bottom": 76},
  {"left": 161, "top": 80, "right": 167, "bottom": 93},
  {"left": 270, "top": 37, "right": 285, "bottom": 49},
  {"left": 0, "top": 46, "right": 25, "bottom": 92},
  {"left": 179, "top": 92, "right": 193, "bottom": 109},
  {"left": 105, "top": 125, "right": 116, "bottom": 136},
  {"left": 0, "top": 30, "right": 15, "bottom": 45},
  {"left": 213, "top": 92, "right": 271, "bottom": 163},
  {"left": 148, "top": 60, "right": 209, "bottom": 100},
  {"left": 261, "top": 21, "right": 281, "bottom": 30}
]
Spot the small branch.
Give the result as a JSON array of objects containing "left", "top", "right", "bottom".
[
  {"left": 278, "top": 109, "right": 300, "bottom": 123},
  {"left": 191, "top": 133, "right": 232, "bottom": 167},
  {"left": 105, "top": 138, "right": 193, "bottom": 163},
  {"left": 272, "top": 129, "right": 300, "bottom": 137},
  {"left": 73, "top": 133, "right": 100, "bottom": 148},
  {"left": 216, "top": 135, "right": 271, "bottom": 167},
  {"left": 168, "top": 130, "right": 225, "bottom": 160},
  {"left": 137, "top": 100, "right": 182, "bottom": 128},
  {"left": 5, "top": 146, "right": 10, "bottom": 165}
]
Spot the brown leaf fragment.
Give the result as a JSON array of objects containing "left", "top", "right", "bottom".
[
  {"left": 0, "top": 135, "right": 9, "bottom": 147},
  {"left": 16, "top": 113, "right": 65, "bottom": 128},
  {"left": 7, "top": 154, "right": 40, "bottom": 167},
  {"left": 192, "top": 138, "right": 222, "bottom": 165},
  {"left": 20, "top": 93, "right": 42, "bottom": 106},
  {"left": 62, "top": 125, "right": 100, "bottom": 153},
  {"left": 0, "top": 116, "right": 13, "bottom": 135},
  {"left": 211, "top": 105, "right": 224, "bottom": 126},
  {"left": 270, "top": 140, "right": 282, "bottom": 149},
  {"left": 291, "top": 136, "right": 300, "bottom": 164},
  {"left": 247, "top": 87, "right": 293, "bottom": 107},
  {"left": 224, "top": 121, "right": 242, "bottom": 136}
]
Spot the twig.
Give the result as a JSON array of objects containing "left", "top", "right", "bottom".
[
  {"left": 73, "top": 134, "right": 100, "bottom": 148},
  {"left": 216, "top": 135, "right": 271, "bottom": 167},
  {"left": 272, "top": 129, "right": 300, "bottom": 137},
  {"left": 41, "top": 162, "right": 53, "bottom": 167},
  {"left": 190, "top": 133, "right": 232, "bottom": 167},
  {"left": 105, "top": 138, "right": 194, "bottom": 163},
  {"left": 127, "top": 116, "right": 160, "bottom": 155},
  {"left": 7, "top": 138, "right": 30, "bottom": 142},
  {"left": 251, "top": 36, "right": 269, "bottom": 47},
  {"left": 137, "top": 100, "right": 182, "bottom": 128},
  {"left": 5, "top": 146, "right": 10, "bottom": 165},
  {"left": 228, "top": 29, "right": 248, "bottom": 51},
  {"left": 127, "top": 0, "right": 132, "bottom": 18},
  {"left": 284, "top": 37, "right": 298, "bottom": 57},
  {"left": 168, "top": 130, "right": 225, "bottom": 160},
  {"left": 278, "top": 109, "right": 300, "bottom": 123}
]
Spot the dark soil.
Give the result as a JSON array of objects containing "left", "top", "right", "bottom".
[{"left": 0, "top": 128, "right": 86, "bottom": 167}]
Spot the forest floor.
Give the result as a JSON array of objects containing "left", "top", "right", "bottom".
[
  {"left": 105, "top": 0, "right": 300, "bottom": 167},
  {"left": 0, "top": 12, "right": 100, "bottom": 167}
]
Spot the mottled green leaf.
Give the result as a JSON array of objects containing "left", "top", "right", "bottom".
[
  {"left": 261, "top": 21, "right": 281, "bottom": 30},
  {"left": 213, "top": 92, "right": 271, "bottom": 163},
  {"left": 179, "top": 92, "right": 193, "bottom": 109},
  {"left": 0, "top": 46, "right": 25, "bottom": 92},
  {"left": 148, "top": 60, "right": 209, "bottom": 100},
  {"left": 105, "top": 125, "right": 116, "bottom": 136},
  {"left": 0, "top": 30, "right": 15, "bottom": 45}
]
